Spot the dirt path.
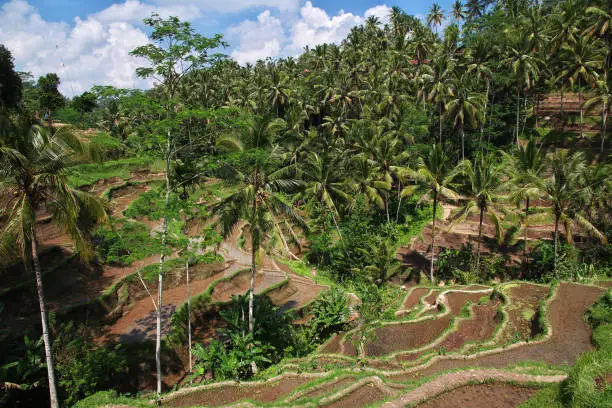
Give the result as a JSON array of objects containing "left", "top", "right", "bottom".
[
  {"left": 381, "top": 369, "right": 564, "bottom": 407},
  {"left": 162, "top": 375, "right": 313, "bottom": 407}
]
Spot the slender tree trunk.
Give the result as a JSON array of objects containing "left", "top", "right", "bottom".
[
  {"left": 439, "top": 102, "right": 443, "bottom": 144},
  {"left": 461, "top": 126, "right": 465, "bottom": 161},
  {"left": 516, "top": 87, "right": 521, "bottom": 146},
  {"left": 480, "top": 80, "right": 490, "bottom": 154},
  {"left": 186, "top": 260, "right": 192, "bottom": 373},
  {"left": 523, "top": 197, "right": 530, "bottom": 267},
  {"left": 156, "top": 135, "right": 171, "bottom": 397},
  {"left": 579, "top": 78, "right": 584, "bottom": 139},
  {"left": 396, "top": 181, "right": 402, "bottom": 223},
  {"left": 477, "top": 206, "right": 484, "bottom": 269},
  {"left": 535, "top": 94, "right": 539, "bottom": 129},
  {"left": 330, "top": 208, "right": 343, "bottom": 240},
  {"left": 560, "top": 85, "right": 565, "bottom": 115},
  {"left": 249, "top": 219, "right": 258, "bottom": 375},
  {"left": 553, "top": 215, "right": 559, "bottom": 275},
  {"left": 601, "top": 101, "right": 608, "bottom": 154},
  {"left": 31, "top": 232, "right": 59, "bottom": 408},
  {"left": 430, "top": 191, "right": 438, "bottom": 283},
  {"left": 385, "top": 191, "right": 390, "bottom": 224}
]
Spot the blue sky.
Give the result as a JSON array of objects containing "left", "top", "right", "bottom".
[{"left": 0, "top": 0, "right": 456, "bottom": 94}]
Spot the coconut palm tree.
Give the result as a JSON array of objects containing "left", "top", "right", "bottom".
[
  {"left": 537, "top": 151, "right": 607, "bottom": 272},
  {"left": 0, "top": 120, "right": 106, "bottom": 408},
  {"left": 467, "top": 37, "right": 494, "bottom": 149},
  {"left": 214, "top": 116, "right": 305, "bottom": 339},
  {"left": 298, "top": 150, "right": 349, "bottom": 238},
  {"left": 503, "top": 138, "right": 547, "bottom": 266},
  {"left": 451, "top": 1, "right": 465, "bottom": 22},
  {"left": 584, "top": 80, "right": 611, "bottom": 153},
  {"left": 501, "top": 43, "right": 542, "bottom": 146},
  {"left": 358, "top": 237, "right": 401, "bottom": 286},
  {"left": 559, "top": 37, "right": 605, "bottom": 139},
  {"left": 425, "top": 54, "right": 455, "bottom": 144},
  {"left": 449, "top": 153, "right": 506, "bottom": 269},
  {"left": 401, "top": 144, "right": 460, "bottom": 283},
  {"left": 427, "top": 3, "right": 445, "bottom": 34},
  {"left": 348, "top": 155, "right": 391, "bottom": 212},
  {"left": 444, "top": 75, "right": 485, "bottom": 160}
]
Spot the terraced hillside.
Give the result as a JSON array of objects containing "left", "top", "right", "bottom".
[
  {"left": 0, "top": 171, "right": 326, "bottom": 367},
  {"left": 146, "top": 281, "right": 607, "bottom": 407}
]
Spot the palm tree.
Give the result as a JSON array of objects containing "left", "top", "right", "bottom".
[
  {"left": 348, "top": 155, "right": 391, "bottom": 212},
  {"left": 299, "top": 150, "right": 349, "bottom": 237},
  {"left": 501, "top": 44, "right": 542, "bottom": 146},
  {"left": 467, "top": 38, "right": 494, "bottom": 149},
  {"left": 427, "top": 3, "right": 445, "bottom": 34},
  {"left": 503, "top": 138, "right": 547, "bottom": 266},
  {"left": 0, "top": 120, "right": 106, "bottom": 408},
  {"left": 444, "top": 75, "right": 485, "bottom": 160},
  {"left": 449, "top": 153, "right": 505, "bottom": 268},
  {"left": 584, "top": 80, "right": 611, "bottom": 153},
  {"left": 465, "top": 0, "right": 483, "bottom": 23},
  {"left": 537, "top": 151, "right": 607, "bottom": 272},
  {"left": 214, "top": 116, "right": 305, "bottom": 338},
  {"left": 559, "top": 37, "right": 604, "bottom": 139},
  {"left": 358, "top": 238, "right": 401, "bottom": 285},
  {"left": 451, "top": 1, "right": 465, "bottom": 22},
  {"left": 402, "top": 144, "right": 460, "bottom": 283},
  {"left": 425, "top": 54, "right": 455, "bottom": 144}
]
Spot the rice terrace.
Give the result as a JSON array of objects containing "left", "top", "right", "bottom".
[{"left": 0, "top": 0, "right": 610, "bottom": 407}]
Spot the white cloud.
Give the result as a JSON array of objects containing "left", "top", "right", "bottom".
[
  {"left": 227, "top": 10, "right": 284, "bottom": 65},
  {"left": 229, "top": 2, "right": 393, "bottom": 63},
  {"left": 94, "top": 0, "right": 201, "bottom": 24},
  {"left": 364, "top": 4, "right": 391, "bottom": 25},
  {"left": 0, "top": 0, "right": 158, "bottom": 95},
  {"left": 155, "top": 0, "right": 300, "bottom": 14},
  {"left": 0, "top": 0, "right": 394, "bottom": 92}
]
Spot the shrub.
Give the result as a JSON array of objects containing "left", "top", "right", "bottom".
[
  {"left": 93, "top": 221, "right": 164, "bottom": 265},
  {"left": 310, "top": 287, "right": 350, "bottom": 341},
  {"left": 53, "top": 322, "right": 127, "bottom": 406}
]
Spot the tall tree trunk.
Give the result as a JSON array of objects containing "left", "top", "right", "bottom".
[
  {"left": 439, "top": 102, "right": 443, "bottom": 144},
  {"left": 480, "top": 79, "right": 490, "bottom": 154},
  {"left": 523, "top": 197, "right": 530, "bottom": 267},
  {"left": 535, "top": 94, "right": 539, "bottom": 129},
  {"left": 579, "top": 78, "right": 584, "bottom": 139},
  {"left": 31, "top": 231, "right": 59, "bottom": 408},
  {"left": 477, "top": 206, "right": 484, "bottom": 269},
  {"left": 249, "top": 235, "right": 256, "bottom": 335},
  {"left": 430, "top": 191, "right": 438, "bottom": 283},
  {"left": 385, "top": 191, "right": 390, "bottom": 224},
  {"left": 516, "top": 87, "right": 521, "bottom": 146},
  {"left": 553, "top": 215, "right": 559, "bottom": 275},
  {"left": 186, "top": 260, "right": 192, "bottom": 373},
  {"left": 560, "top": 85, "right": 565, "bottom": 115},
  {"left": 396, "top": 180, "right": 402, "bottom": 223},
  {"left": 601, "top": 100, "right": 608, "bottom": 154},
  {"left": 461, "top": 126, "right": 465, "bottom": 161},
  {"left": 249, "top": 174, "right": 258, "bottom": 337},
  {"left": 156, "top": 135, "right": 171, "bottom": 397}
]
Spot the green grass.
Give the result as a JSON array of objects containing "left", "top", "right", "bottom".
[
  {"left": 521, "top": 308, "right": 535, "bottom": 321},
  {"left": 281, "top": 259, "right": 334, "bottom": 287},
  {"left": 88, "top": 131, "right": 123, "bottom": 151},
  {"left": 518, "top": 383, "right": 564, "bottom": 408},
  {"left": 65, "top": 157, "right": 160, "bottom": 187},
  {"left": 73, "top": 390, "right": 150, "bottom": 408}
]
